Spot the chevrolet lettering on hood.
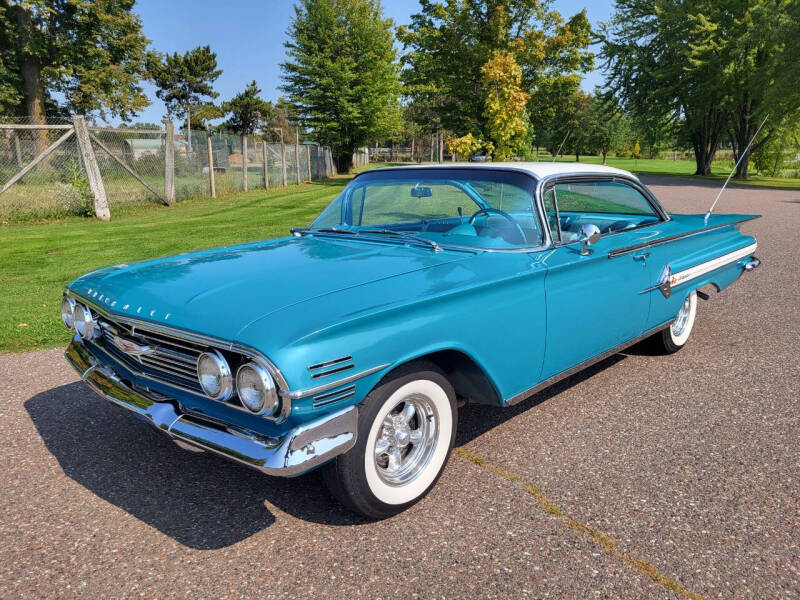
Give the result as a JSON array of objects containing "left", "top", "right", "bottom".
[{"left": 61, "top": 163, "right": 760, "bottom": 519}]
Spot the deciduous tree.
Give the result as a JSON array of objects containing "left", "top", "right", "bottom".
[
  {"left": 398, "top": 0, "right": 592, "bottom": 143},
  {"left": 281, "top": 0, "right": 401, "bottom": 172},
  {"left": 481, "top": 51, "right": 530, "bottom": 160},
  {"left": 0, "top": 0, "right": 151, "bottom": 124}
]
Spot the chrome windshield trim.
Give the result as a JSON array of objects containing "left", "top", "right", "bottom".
[
  {"left": 286, "top": 363, "right": 391, "bottom": 400},
  {"left": 65, "top": 291, "right": 289, "bottom": 393}
]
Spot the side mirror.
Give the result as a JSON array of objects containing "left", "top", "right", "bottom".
[{"left": 579, "top": 223, "right": 601, "bottom": 256}]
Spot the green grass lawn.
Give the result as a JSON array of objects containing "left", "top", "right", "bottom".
[{"left": 0, "top": 179, "right": 346, "bottom": 353}]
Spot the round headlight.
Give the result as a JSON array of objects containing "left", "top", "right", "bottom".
[
  {"left": 61, "top": 296, "right": 76, "bottom": 330},
  {"left": 236, "top": 362, "right": 278, "bottom": 415},
  {"left": 73, "top": 303, "right": 98, "bottom": 339},
  {"left": 197, "top": 351, "right": 233, "bottom": 400}
]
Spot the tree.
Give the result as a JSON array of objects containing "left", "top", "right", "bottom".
[
  {"left": 281, "top": 0, "right": 401, "bottom": 172},
  {"left": 397, "top": 0, "right": 592, "bottom": 142},
  {"left": 223, "top": 81, "right": 274, "bottom": 135},
  {"left": 481, "top": 51, "right": 530, "bottom": 160},
  {"left": 601, "top": 0, "right": 726, "bottom": 176},
  {"left": 0, "top": 0, "right": 150, "bottom": 124},
  {"left": 584, "top": 92, "right": 629, "bottom": 164},
  {"left": 601, "top": 0, "right": 800, "bottom": 178},
  {"left": 446, "top": 133, "right": 493, "bottom": 161},
  {"left": 685, "top": 0, "right": 800, "bottom": 178},
  {"left": 149, "top": 45, "right": 221, "bottom": 147}
]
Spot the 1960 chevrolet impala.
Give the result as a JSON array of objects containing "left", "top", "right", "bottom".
[{"left": 62, "top": 163, "right": 760, "bottom": 518}]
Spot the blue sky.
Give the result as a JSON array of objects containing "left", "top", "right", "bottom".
[{"left": 126, "top": 0, "right": 614, "bottom": 126}]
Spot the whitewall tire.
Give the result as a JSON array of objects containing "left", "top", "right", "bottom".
[
  {"left": 651, "top": 290, "right": 698, "bottom": 354},
  {"left": 322, "top": 361, "right": 457, "bottom": 519}
]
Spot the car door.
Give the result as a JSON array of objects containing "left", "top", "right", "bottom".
[{"left": 540, "top": 178, "right": 663, "bottom": 380}]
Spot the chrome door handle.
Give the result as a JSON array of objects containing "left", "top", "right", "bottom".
[{"left": 633, "top": 252, "right": 650, "bottom": 266}]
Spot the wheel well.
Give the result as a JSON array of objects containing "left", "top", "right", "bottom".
[{"left": 415, "top": 349, "right": 502, "bottom": 406}]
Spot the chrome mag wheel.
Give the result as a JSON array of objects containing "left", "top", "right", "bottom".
[
  {"left": 671, "top": 294, "right": 693, "bottom": 338},
  {"left": 373, "top": 393, "right": 438, "bottom": 486}
]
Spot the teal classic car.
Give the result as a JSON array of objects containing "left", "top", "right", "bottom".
[{"left": 62, "top": 163, "right": 760, "bottom": 518}]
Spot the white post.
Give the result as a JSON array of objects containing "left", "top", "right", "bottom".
[
  {"left": 262, "top": 141, "right": 269, "bottom": 189},
  {"left": 241, "top": 134, "right": 248, "bottom": 192},
  {"left": 164, "top": 121, "right": 175, "bottom": 203},
  {"left": 73, "top": 115, "right": 110, "bottom": 221},
  {"left": 207, "top": 132, "right": 216, "bottom": 198}
]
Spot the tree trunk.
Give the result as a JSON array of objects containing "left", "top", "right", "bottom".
[
  {"left": 602, "top": 150, "right": 607, "bottom": 165},
  {"left": 13, "top": 4, "right": 47, "bottom": 154},
  {"left": 689, "top": 108, "right": 725, "bottom": 176},
  {"left": 336, "top": 151, "right": 354, "bottom": 173},
  {"left": 575, "top": 151, "right": 579, "bottom": 162}
]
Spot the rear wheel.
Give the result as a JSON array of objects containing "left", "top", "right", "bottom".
[
  {"left": 651, "top": 291, "right": 698, "bottom": 354},
  {"left": 322, "top": 362, "right": 457, "bottom": 519}
]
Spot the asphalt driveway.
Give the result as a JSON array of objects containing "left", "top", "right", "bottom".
[{"left": 1, "top": 176, "right": 798, "bottom": 599}]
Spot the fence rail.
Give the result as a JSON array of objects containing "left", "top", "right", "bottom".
[{"left": 0, "top": 116, "right": 335, "bottom": 221}]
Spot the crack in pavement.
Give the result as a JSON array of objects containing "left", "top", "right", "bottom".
[{"left": 454, "top": 447, "right": 707, "bottom": 600}]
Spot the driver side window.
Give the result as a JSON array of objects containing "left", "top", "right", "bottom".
[{"left": 548, "top": 180, "right": 661, "bottom": 243}]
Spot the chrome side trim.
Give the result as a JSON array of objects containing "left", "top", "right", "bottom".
[
  {"left": 642, "top": 242, "right": 759, "bottom": 298},
  {"left": 607, "top": 216, "right": 759, "bottom": 258},
  {"left": 65, "top": 338, "right": 357, "bottom": 477},
  {"left": 669, "top": 242, "right": 758, "bottom": 288},
  {"left": 308, "top": 355, "right": 352, "bottom": 371},
  {"left": 505, "top": 321, "right": 674, "bottom": 406},
  {"left": 286, "top": 363, "right": 391, "bottom": 400}
]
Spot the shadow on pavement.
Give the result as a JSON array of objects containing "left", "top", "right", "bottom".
[
  {"left": 25, "top": 383, "right": 366, "bottom": 549},
  {"left": 26, "top": 356, "right": 626, "bottom": 548}
]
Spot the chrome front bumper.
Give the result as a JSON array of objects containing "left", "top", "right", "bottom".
[{"left": 65, "top": 337, "right": 357, "bottom": 477}]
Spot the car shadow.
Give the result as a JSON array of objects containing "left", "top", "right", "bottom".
[
  {"left": 27, "top": 356, "right": 626, "bottom": 548},
  {"left": 25, "top": 383, "right": 367, "bottom": 549}
]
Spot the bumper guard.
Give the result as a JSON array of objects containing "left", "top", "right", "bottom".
[{"left": 65, "top": 337, "right": 357, "bottom": 477}]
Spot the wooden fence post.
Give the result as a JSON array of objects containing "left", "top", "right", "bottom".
[
  {"left": 73, "top": 115, "right": 110, "bottom": 221},
  {"left": 306, "top": 145, "right": 312, "bottom": 181},
  {"left": 206, "top": 132, "right": 216, "bottom": 198},
  {"left": 241, "top": 135, "right": 248, "bottom": 192},
  {"left": 164, "top": 121, "right": 175, "bottom": 203},
  {"left": 281, "top": 136, "right": 287, "bottom": 187},
  {"left": 268, "top": 141, "right": 269, "bottom": 190},
  {"left": 430, "top": 135, "right": 435, "bottom": 162},
  {"left": 295, "top": 131, "right": 301, "bottom": 185},
  {"left": 12, "top": 131, "right": 22, "bottom": 168}
]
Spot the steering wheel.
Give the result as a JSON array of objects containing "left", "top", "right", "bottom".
[{"left": 468, "top": 207, "right": 527, "bottom": 245}]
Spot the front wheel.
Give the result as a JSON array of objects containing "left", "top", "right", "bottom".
[
  {"left": 322, "top": 362, "right": 457, "bottom": 519},
  {"left": 651, "top": 290, "right": 698, "bottom": 354}
]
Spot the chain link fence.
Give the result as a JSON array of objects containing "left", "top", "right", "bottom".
[{"left": 0, "top": 116, "right": 335, "bottom": 221}]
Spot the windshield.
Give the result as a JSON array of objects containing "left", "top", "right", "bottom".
[{"left": 309, "top": 168, "right": 542, "bottom": 250}]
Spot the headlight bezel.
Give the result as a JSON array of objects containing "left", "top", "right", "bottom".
[
  {"left": 235, "top": 362, "right": 279, "bottom": 415},
  {"left": 73, "top": 302, "right": 99, "bottom": 339},
  {"left": 196, "top": 350, "right": 234, "bottom": 401},
  {"left": 61, "top": 296, "right": 76, "bottom": 330}
]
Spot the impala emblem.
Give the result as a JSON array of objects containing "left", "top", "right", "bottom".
[{"left": 111, "top": 335, "right": 155, "bottom": 357}]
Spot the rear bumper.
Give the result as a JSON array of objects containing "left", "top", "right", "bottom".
[{"left": 65, "top": 336, "right": 357, "bottom": 477}]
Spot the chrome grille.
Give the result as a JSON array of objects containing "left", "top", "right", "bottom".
[{"left": 98, "top": 319, "right": 205, "bottom": 393}]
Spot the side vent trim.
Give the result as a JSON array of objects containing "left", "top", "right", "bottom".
[{"left": 313, "top": 384, "right": 356, "bottom": 408}]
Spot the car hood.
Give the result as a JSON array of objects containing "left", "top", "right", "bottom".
[{"left": 68, "top": 236, "right": 470, "bottom": 340}]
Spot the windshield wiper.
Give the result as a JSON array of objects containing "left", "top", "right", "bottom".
[
  {"left": 360, "top": 229, "right": 442, "bottom": 252},
  {"left": 292, "top": 226, "right": 357, "bottom": 236}
]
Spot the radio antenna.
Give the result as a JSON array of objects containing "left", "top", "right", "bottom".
[
  {"left": 704, "top": 115, "right": 768, "bottom": 225},
  {"left": 552, "top": 131, "right": 571, "bottom": 162}
]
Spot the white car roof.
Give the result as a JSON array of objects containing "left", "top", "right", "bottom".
[{"left": 370, "top": 161, "right": 637, "bottom": 180}]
